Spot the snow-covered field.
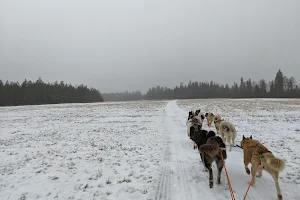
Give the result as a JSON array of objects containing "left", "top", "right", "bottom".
[{"left": 1, "top": 99, "right": 300, "bottom": 200}]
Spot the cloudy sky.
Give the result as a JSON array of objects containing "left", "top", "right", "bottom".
[{"left": 0, "top": 0, "right": 299, "bottom": 93}]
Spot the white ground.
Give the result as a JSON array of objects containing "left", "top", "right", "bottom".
[{"left": 1, "top": 99, "right": 300, "bottom": 200}]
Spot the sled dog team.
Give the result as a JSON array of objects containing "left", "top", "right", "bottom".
[{"left": 186, "top": 109, "right": 286, "bottom": 200}]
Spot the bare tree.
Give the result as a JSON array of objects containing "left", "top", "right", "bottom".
[
  {"left": 288, "top": 77, "right": 296, "bottom": 91},
  {"left": 259, "top": 79, "right": 267, "bottom": 95},
  {"left": 283, "top": 76, "right": 289, "bottom": 91}
]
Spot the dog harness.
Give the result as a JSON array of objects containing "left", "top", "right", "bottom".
[{"left": 247, "top": 143, "right": 271, "bottom": 166}]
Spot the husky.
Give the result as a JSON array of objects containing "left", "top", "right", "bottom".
[
  {"left": 241, "top": 135, "right": 285, "bottom": 200},
  {"left": 186, "top": 115, "right": 203, "bottom": 139},
  {"left": 213, "top": 114, "right": 223, "bottom": 133},
  {"left": 186, "top": 111, "right": 195, "bottom": 127},
  {"left": 219, "top": 120, "right": 237, "bottom": 151},
  {"left": 195, "top": 109, "right": 205, "bottom": 121},
  {"left": 205, "top": 112, "right": 215, "bottom": 127},
  {"left": 186, "top": 111, "right": 194, "bottom": 124},
  {"left": 199, "top": 135, "right": 227, "bottom": 188},
  {"left": 190, "top": 129, "right": 216, "bottom": 171}
]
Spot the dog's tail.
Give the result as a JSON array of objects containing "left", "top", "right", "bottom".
[
  {"left": 199, "top": 144, "right": 218, "bottom": 157},
  {"left": 200, "top": 114, "right": 205, "bottom": 120},
  {"left": 266, "top": 156, "right": 285, "bottom": 172}
]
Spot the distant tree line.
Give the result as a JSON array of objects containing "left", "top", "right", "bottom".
[
  {"left": 0, "top": 78, "right": 103, "bottom": 106},
  {"left": 144, "top": 70, "right": 300, "bottom": 100},
  {"left": 102, "top": 91, "right": 143, "bottom": 101},
  {"left": 103, "top": 70, "right": 300, "bottom": 101},
  {"left": 1, "top": 70, "right": 298, "bottom": 106}
]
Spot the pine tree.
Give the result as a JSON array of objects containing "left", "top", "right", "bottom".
[
  {"left": 274, "top": 69, "right": 284, "bottom": 97},
  {"left": 0, "top": 78, "right": 103, "bottom": 106}
]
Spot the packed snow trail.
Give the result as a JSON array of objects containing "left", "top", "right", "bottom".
[{"left": 153, "top": 100, "right": 298, "bottom": 200}]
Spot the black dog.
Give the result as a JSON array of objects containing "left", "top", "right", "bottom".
[
  {"left": 190, "top": 129, "right": 218, "bottom": 171},
  {"left": 189, "top": 128, "right": 208, "bottom": 146}
]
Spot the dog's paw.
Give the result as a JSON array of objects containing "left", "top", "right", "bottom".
[
  {"left": 246, "top": 168, "right": 250, "bottom": 175},
  {"left": 209, "top": 182, "right": 213, "bottom": 188},
  {"left": 193, "top": 144, "right": 198, "bottom": 150}
]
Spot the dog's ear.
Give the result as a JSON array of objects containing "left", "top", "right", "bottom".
[
  {"left": 242, "top": 135, "right": 245, "bottom": 140},
  {"left": 250, "top": 135, "right": 252, "bottom": 139},
  {"left": 215, "top": 136, "right": 223, "bottom": 144}
]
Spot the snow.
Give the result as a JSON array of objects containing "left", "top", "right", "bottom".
[{"left": 1, "top": 99, "right": 300, "bottom": 199}]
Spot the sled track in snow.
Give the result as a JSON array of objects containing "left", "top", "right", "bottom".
[
  {"left": 154, "top": 140, "right": 172, "bottom": 200},
  {"left": 176, "top": 143, "right": 193, "bottom": 200},
  {"left": 154, "top": 107, "right": 172, "bottom": 200}
]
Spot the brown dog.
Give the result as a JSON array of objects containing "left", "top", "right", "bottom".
[
  {"left": 200, "top": 135, "right": 227, "bottom": 188},
  {"left": 241, "top": 135, "right": 285, "bottom": 200}
]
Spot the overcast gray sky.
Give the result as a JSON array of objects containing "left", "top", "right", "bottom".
[{"left": 1, "top": 0, "right": 299, "bottom": 93}]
